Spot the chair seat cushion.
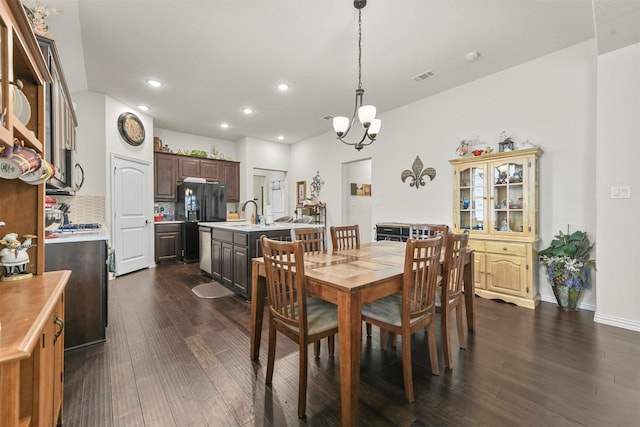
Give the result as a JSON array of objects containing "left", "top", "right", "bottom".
[
  {"left": 362, "top": 293, "right": 426, "bottom": 328},
  {"left": 281, "top": 297, "right": 339, "bottom": 336}
]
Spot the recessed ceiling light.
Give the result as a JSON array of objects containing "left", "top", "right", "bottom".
[
  {"left": 465, "top": 51, "right": 481, "bottom": 62},
  {"left": 137, "top": 105, "right": 150, "bottom": 111},
  {"left": 277, "top": 135, "right": 284, "bottom": 141},
  {"left": 277, "top": 83, "right": 290, "bottom": 92},
  {"left": 220, "top": 123, "right": 230, "bottom": 129},
  {"left": 146, "top": 79, "right": 163, "bottom": 88},
  {"left": 242, "top": 107, "right": 254, "bottom": 115}
]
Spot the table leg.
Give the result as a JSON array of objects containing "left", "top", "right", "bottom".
[
  {"left": 337, "top": 291, "right": 362, "bottom": 426},
  {"left": 250, "top": 261, "right": 266, "bottom": 360},
  {"left": 463, "top": 250, "right": 475, "bottom": 331}
]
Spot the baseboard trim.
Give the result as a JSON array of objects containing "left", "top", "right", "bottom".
[
  {"left": 540, "top": 294, "right": 596, "bottom": 312},
  {"left": 594, "top": 312, "right": 640, "bottom": 332}
]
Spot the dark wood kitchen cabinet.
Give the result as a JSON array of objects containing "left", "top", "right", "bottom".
[
  {"left": 45, "top": 239, "right": 108, "bottom": 350},
  {"left": 153, "top": 152, "right": 239, "bottom": 202},
  {"left": 209, "top": 227, "right": 291, "bottom": 298},
  {"left": 155, "top": 223, "right": 183, "bottom": 263},
  {"left": 222, "top": 161, "right": 240, "bottom": 202},
  {"left": 154, "top": 152, "right": 178, "bottom": 201}
]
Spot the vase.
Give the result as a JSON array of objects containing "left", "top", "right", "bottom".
[{"left": 551, "top": 282, "right": 583, "bottom": 310}]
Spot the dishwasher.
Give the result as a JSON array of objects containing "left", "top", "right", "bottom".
[{"left": 199, "top": 226, "right": 212, "bottom": 275}]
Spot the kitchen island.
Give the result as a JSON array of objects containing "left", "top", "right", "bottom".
[{"left": 198, "top": 222, "right": 323, "bottom": 299}]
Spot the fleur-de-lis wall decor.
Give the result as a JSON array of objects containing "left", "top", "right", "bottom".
[{"left": 401, "top": 156, "right": 436, "bottom": 190}]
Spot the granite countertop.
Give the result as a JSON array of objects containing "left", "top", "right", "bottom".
[
  {"left": 198, "top": 221, "right": 323, "bottom": 232},
  {"left": 154, "top": 220, "right": 184, "bottom": 224},
  {"left": 44, "top": 227, "right": 110, "bottom": 244}
]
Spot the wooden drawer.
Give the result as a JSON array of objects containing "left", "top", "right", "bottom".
[
  {"left": 212, "top": 229, "right": 233, "bottom": 243},
  {"left": 467, "top": 239, "right": 486, "bottom": 252},
  {"left": 155, "top": 223, "right": 182, "bottom": 233},
  {"left": 233, "top": 232, "right": 249, "bottom": 246},
  {"left": 485, "top": 241, "right": 526, "bottom": 256}
]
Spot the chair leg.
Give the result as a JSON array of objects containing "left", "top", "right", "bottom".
[
  {"left": 401, "top": 332, "right": 415, "bottom": 403},
  {"left": 441, "top": 310, "right": 452, "bottom": 370},
  {"left": 298, "top": 341, "right": 309, "bottom": 418},
  {"left": 314, "top": 341, "right": 321, "bottom": 358},
  {"left": 390, "top": 332, "right": 398, "bottom": 348},
  {"left": 427, "top": 321, "right": 440, "bottom": 376},
  {"left": 266, "top": 324, "right": 277, "bottom": 384},
  {"left": 379, "top": 328, "right": 388, "bottom": 350},
  {"left": 328, "top": 334, "right": 335, "bottom": 357},
  {"left": 366, "top": 322, "right": 372, "bottom": 337},
  {"left": 456, "top": 305, "right": 466, "bottom": 350}
]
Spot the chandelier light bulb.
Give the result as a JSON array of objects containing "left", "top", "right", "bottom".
[
  {"left": 358, "top": 105, "right": 376, "bottom": 127},
  {"left": 368, "top": 119, "right": 381, "bottom": 137},
  {"left": 333, "top": 116, "right": 350, "bottom": 136}
]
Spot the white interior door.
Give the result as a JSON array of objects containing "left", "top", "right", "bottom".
[
  {"left": 112, "top": 154, "right": 153, "bottom": 276},
  {"left": 344, "top": 159, "right": 373, "bottom": 243}
]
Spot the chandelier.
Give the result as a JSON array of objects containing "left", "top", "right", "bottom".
[{"left": 332, "top": 0, "right": 381, "bottom": 151}]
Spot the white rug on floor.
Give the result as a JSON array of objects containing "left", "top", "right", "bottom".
[{"left": 192, "top": 282, "right": 235, "bottom": 299}]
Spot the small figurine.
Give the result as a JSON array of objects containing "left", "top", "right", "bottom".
[{"left": 0, "top": 233, "right": 37, "bottom": 281}]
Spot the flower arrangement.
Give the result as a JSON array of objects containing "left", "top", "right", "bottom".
[
  {"left": 23, "top": 1, "right": 59, "bottom": 38},
  {"left": 539, "top": 230, "right": 596, "bottom": 290}
]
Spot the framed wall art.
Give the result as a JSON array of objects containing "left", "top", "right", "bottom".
[{"left": 296, "top": 181, "right": 307, "bottom": 205}]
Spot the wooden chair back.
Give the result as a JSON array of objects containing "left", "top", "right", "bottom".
[
  {"left": 404, "top": 236, "right": 443, "bottom": 323},
  {"left": 260, "top": 236, "right": 308, "bottom": 331},
  {"left": 410, "top": 224, "right": 449, "bottom": 240},
  {"left": 441, "top": 231, "right": 469, "bottom": 302},
  {"left": 330, "top": 225, "right": 360, "bottom": 251},
  {"left": 291, "top": 227, "right": 327, "bottom": 255}
]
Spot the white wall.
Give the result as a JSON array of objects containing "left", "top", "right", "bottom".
[
  {"left": 594, "top": 42, "right": 640, "bottom": 331},
  {"left": 153, "top": 128, "right": 236, "bottom": 161},
  {"left": 291, "top": 40, "right": 599, "bottom": 309}
]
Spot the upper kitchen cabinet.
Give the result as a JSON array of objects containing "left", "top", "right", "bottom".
[
  {"left": 0, "top": 0, "right": 51, "bottom": 275},
  {"left": 37, "top": 34, "right": 78, "bottom": 193},
  {"left": 449, "top": 147, "right": 543, "bottom": 309},
  {"left": 221, "top": 160, "right": 239, "bottom": 202},
  {"left": 154, "top": 152, "right": 178, "bottom": 201},
  {"left": 153, "top": 152, "right": 240, "bottom": 202}
]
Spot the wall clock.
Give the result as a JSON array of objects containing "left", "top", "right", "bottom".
[{"left": 118, "top": 112, "right": 145, "bottom": 146}]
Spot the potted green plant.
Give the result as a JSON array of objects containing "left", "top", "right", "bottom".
[{"left": 539, "top": 229, "right": 596, "bottom": 310}]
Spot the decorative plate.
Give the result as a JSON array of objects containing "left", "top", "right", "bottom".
[{"left": 118, "top": 112, "right": 145, "bottom": 146}]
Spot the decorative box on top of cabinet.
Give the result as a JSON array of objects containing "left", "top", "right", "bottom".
[{"left": 449, "top": 147, "right": 543, "bottom": 309}]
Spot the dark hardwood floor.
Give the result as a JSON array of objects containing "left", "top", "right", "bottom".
[{"left": 63, "top": 262, "right": 640, "bottom": 426}]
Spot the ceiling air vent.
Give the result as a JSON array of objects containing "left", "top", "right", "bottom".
[{"left": 411, "top": 69, "right": 435, "bottom": 82}]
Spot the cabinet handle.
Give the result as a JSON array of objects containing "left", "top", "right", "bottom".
[{"left": 53, "top": 314, "right": 65, "bottom": 344}]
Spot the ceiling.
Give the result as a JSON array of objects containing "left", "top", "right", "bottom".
[{"left": 43, "top": 0, "right": 640, "bottom": 145}]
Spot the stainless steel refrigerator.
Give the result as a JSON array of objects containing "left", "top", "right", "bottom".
[{"left": 177, "top": 182, "right": 227, "bottom": 262}]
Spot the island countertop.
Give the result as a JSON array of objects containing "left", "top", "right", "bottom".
[{"left": 197, "top": 221, "right": 323, "bottom": 232}]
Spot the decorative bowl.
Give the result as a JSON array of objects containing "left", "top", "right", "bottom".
[{"left": 472, "top": 149, "right": 484, "bottom": 156}]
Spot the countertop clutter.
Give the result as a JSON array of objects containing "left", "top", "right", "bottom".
[{"left": 45, "top": 223, "right": 109, "bottom": 244}]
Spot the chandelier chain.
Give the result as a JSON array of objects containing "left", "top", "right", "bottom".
[{"left": 358, "top": 8, "right": 362, "bottom": 90}]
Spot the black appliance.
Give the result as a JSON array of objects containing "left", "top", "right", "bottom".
[{"left": 177, "top": 181, "right": 227, "bottom": 262}]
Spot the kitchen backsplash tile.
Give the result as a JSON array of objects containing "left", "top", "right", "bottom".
[{"left": 56, "top": 195, "right": 105, "bottom": 224}]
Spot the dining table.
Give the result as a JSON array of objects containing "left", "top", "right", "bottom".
[{"left": 249, "top": 240, "right": 475, "bottom": 426}]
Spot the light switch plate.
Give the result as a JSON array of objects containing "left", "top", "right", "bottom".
[{"left": 610, "top": 186, "right": 631, "bottom": 199}]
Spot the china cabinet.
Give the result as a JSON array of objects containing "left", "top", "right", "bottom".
[
  {"left": 449, "top": 147, "right": 543, "bottom": 308},
  {"left": 0, "top": 0, "right": 51, "bottom": 274}
]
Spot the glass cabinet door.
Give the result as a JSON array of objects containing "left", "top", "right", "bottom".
[
  {"left": 491, "top": 158, "right": 526, "bottom": 234},
  {"left": 458, "top": 165, "right": 486, "bottom": 232}
]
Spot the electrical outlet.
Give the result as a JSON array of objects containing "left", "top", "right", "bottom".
[{"left": 610, "top": 186, "right": 631, "bottom": 199}]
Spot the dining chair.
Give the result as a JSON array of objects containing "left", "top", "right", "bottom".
[
  {"left": 436, "top": 230, "right": 469, "bottom": 369},
  {"left": 330, "top": 224, "right": 360, "bottom": 251},
  {"left": 291, "top": 227, "right": 327, "bottom": 255},
  {"left": 260, "top": 236, "right": 339, "bottom": 419},
  {"left": 410, "top": 223, "right": 449, "bottom": 240},
  {"left": 292, "top": 215, "right": 314, "bottom": 224},
  {"left": 361, "top": 236, "right": 443, "bottom": 403}
]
